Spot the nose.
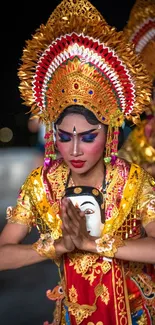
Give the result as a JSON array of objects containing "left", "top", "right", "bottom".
[{"left": 70, "top": 136, "right": 83, "bottom": 157}]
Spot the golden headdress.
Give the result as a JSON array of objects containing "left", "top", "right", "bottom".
[
  {"left": 18, "top": 0, "right": 152, "bottom": 163},
  {"left": 119, "top": 0, "right": 155, "bottom": 168},
  {"left": 124, "top": 0, "right": 155, "bottom": 79}
]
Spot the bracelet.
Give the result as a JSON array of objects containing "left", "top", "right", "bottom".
[
  {"left": 32, "top": 233, "right": 57, "bottom": 260},
  {"left": 95, "top": 234, "right": 125, "bottom": 258}
]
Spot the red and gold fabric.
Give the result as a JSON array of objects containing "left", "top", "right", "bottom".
[
  {"left": 6, "top": 158, "right": 155, "bottom": 324},
  {"left": 64, "top": 255, "right": 131, "bottom": 325}
]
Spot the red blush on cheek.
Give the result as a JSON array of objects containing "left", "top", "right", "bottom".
[
  {"left": 84, "top": 139, "right": 106, "bottom": 156},
  {"left": 56, "top": 141, "right": 70, "bottom": 157}
]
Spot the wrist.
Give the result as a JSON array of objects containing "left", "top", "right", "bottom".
[
  {"left": 32, "top": 233, "right": 57, "bottom": 260},
  {"left": 54, "top": 237, "right": 72, "bottom": 255},
  {"left": 79, "top": 235, "right": 97, "bottom": 252},
  {"left": 95, "top": 234, "right": 125, "bottom": 257}
]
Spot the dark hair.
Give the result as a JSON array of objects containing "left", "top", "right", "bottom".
[{"left": 55, "top": 105, "right": 102, "bottom": 125}]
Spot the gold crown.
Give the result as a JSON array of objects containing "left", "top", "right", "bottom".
[
  {"left": 46, "top": 57, "right": 124, "bottom": 127},
  {"left": 18, "top": 0, "right": 152, "bottom": 127}
]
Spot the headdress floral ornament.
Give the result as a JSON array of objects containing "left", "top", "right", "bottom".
[{"left": 18, "top": 0, "right": 152, "bottom": 163}]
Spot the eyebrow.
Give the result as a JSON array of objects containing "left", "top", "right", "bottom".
[
  {"left": 57, "top": 128, "right": 98, "bottom": 136},
  {"left": 80, "top": 201, "right": 95, "bottom": 206}
]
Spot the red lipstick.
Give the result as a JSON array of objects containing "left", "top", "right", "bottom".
[{"left": 70, "top": 160, "right": 86, "bottom": 168}]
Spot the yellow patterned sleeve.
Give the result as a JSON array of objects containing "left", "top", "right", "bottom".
[
  {"left": 139, "top": 172, "right": 155, "bottom": 228},
  {"left": 6, "top": 171, "right": 38, "bottom": 232}
]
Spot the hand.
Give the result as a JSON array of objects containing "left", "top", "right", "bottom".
[
  {"left": 61, "top": 197, "right": 91, "bottom": 250},
  {"left": 60, "top": 201, "right": 75, "bottom": 252}
]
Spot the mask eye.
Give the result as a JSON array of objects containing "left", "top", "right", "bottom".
[
  {"left": 58, "top": 286, "right": 63, "bottom": 294},
  {"left": 84, "top": 208, "right": 95, "bottom": 214}
]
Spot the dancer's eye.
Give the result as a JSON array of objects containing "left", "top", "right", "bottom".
[
  {"left": 81, "top": 133, "right": 98, "bottom": 142},
  {"left": 58, "top": 132, "right": 71, "bottom": 142}
]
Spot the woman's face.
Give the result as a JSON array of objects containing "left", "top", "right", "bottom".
[{"left": 56, "top": 113, "right": 106, "bottom": 174}]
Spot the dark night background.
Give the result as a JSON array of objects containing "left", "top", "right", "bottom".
[{"left": 0, "top": 1, "right": 136, "bottom": 325}]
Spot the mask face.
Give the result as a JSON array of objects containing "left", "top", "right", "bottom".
[{"left": 67, "top": 194, "right": 103, "bottom": 236}]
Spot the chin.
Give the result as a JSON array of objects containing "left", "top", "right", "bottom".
[
  {"left": 69, "top": 164, "right": 89, "bottom": 174},
  {"left": 70, "top": 167, "right": 87, "bottom": 174}
]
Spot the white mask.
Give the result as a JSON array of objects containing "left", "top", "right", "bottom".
[{"left": 68, "top": 194, "right": 103, "bottom": 237}]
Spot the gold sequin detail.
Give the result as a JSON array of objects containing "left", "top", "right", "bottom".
[
  {"left": 66, "top": 302, "right": 96, "bottom": 325},
  {"left": 101, "top": 260, "right": 111, "bottom": 274},
  {"left": 69, "top": 285, "right": 78, "bottom": 304},
  {"left": 73, "top": 187, "right": 82, "bottom": 194},
  {"left": 100, "top": 284, "right": 110, "bottom": 305},
  {"left": 102, "top": 162, "right": 145, "bottom": 237},
  {"left": 92, "top": 189, "right": 99, "bottom": 196},
  {"left": 68, "top": 252, "right": 100, "bottom": 285}
]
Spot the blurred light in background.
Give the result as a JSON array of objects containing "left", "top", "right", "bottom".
[{"left": 0, "top": 127, "right": 13, "bottom": 143}]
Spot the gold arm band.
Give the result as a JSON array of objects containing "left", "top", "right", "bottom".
[
  {"left": 95, "top": 234, "right": 125, "bottom": 258},
  {"left": 32, "top": 233, "right": 57, "bottom": 260}
]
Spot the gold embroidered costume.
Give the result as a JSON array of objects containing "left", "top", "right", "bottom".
[
  {"left": 8, "top": 159, "right": 155, "bottom": 324},
  {"left": 6, "top": 0, "right": 155, "bottom": 324}
]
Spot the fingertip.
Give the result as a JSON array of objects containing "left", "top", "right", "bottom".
[
  {"left": 63, "top": 197, "right": 71, "bottom": 204},
  {"left": 61, "top": 197, "right": 66, "bottom": 203},
  {"left": 61, "top": 197, "right": 68, "bottom": 208}
]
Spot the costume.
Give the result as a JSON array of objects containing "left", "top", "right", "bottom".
[
  {"left": 119, "top": 0, "right": 155, "bottom": 170},
  {"left": 7, "top": 158, "right": 155, "bottom": 324},
  {"left": 6, "top": 0, "right": 155, "bottom": 324}
]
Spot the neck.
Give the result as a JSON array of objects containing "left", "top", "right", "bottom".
[{"left": 71, "top": 157, "right": 105, "bottom": 189}]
